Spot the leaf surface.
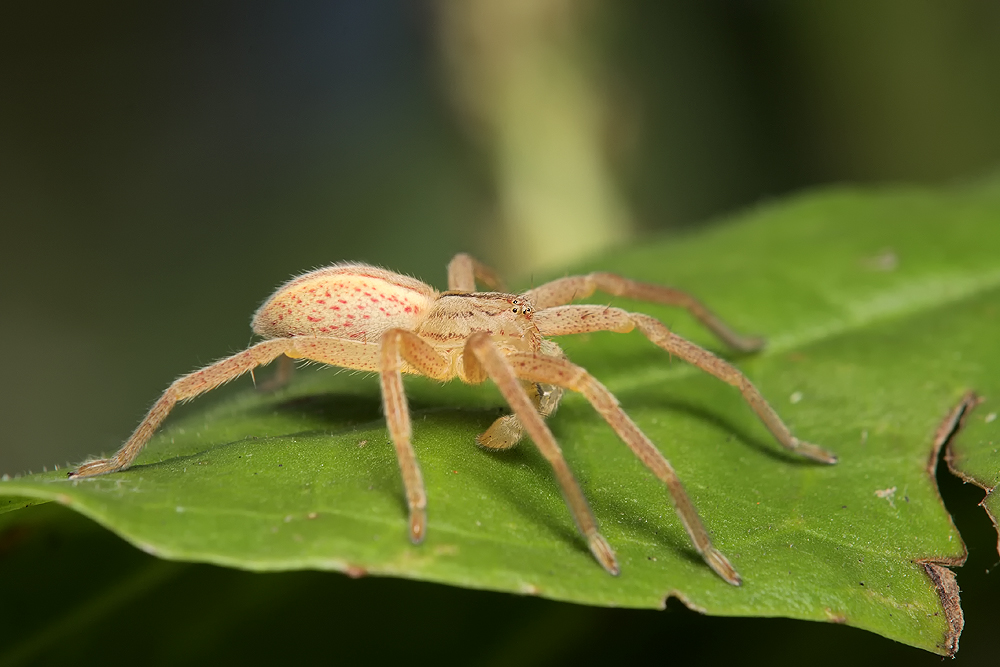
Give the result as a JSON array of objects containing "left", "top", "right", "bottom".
[
  {"left": 3, "top": 178, "right": 1000, "bottom": 654},
  {"left": 946, "top": 394, "right": 1000, "bottom": 558}
]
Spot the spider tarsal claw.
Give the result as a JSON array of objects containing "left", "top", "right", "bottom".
[
  {"left": 793, "top": 440, "right": 839, "bottom": 465},
  {"left": 409, "top": 508, "right": 427, "bottom": 544},
  {"left": 705, "top": 548, "right": 742, "bottom": 587},
  {"left": 732, "top": 335, "right": 766, "bottom": 354},
  {"left": 589, "top": 534, "right": 620, "bottom": 576},
  {"left": 68, "top": 458, "right": 120, "bottom": 478}
]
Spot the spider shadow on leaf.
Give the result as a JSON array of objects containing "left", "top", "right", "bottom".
[
  {"left": 541, "top": 413, "right": 725, "bottom": 572},
  {"left": 230, "top": 378, "right": 808, "bottom": 571},
  {"left": 262, "top": 391, "right": 583, "bottom": 549},
  {"left": 413, "top": 406, "right": 586, "bottom": 552},
  {"left": 581, "top": 477, "right": 709, "bottom": 570},
  {"left": 265, "top": 391, "right": 384, "bottom": 428},
  {"left": 600, "top": 388, "right": 821, "bottom": 467}
]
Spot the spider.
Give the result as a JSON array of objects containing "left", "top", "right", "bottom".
[{"left": 69, "top": 253, "right": 836, "bottom": 585}]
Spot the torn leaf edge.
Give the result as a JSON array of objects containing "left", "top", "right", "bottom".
[
  {"left": 942, "top": 393, "right": 1000, "bottom": 561},
  {"left": 916, "top": 390, "right": 981, "bottom": 656}
]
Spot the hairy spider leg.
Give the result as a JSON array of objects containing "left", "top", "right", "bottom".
[
  {"left": 379, "top": 328, "right": 451, "bottom": 543},
  {"left": 534, "top": 305, "right": 837, "bottom": 464},
  {"left": 447, "top": 252, "right": 506, "bottom": 293},
  {"left": 525, "top": 272, "right": 765, "bottom": 353},
  {"left": 504, "top": 352, "right": 742, "bottom": 586},
  {"left": 463, "top": 332, "right": 620, "bottom": 575},
  {"left": 70, "top": 337, "right": 382, "bottom": 478},
  {"left": 449, "top": 254, "right": 767, "bottom": 453}
]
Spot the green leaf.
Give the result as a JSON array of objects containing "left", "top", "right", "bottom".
[
  {"left": 946, "top": 394, "right": 1000, "bottom": 559},
  {"left": 3, "top": 176, "right": 999, "bottom": 655},
  {"left": 0, "top": 495, "right": 45, "bottom": 515}
]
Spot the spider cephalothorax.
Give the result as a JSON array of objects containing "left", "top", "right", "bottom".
[{"left": 70, "top": 253, "right": 836, "bottom": 585}]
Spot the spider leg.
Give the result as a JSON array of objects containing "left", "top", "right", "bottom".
[
  {"left": 525, "top": 273, "right": 763, "bottom": 352},
  {"left": 463, "top": 332, "right": 619, "bottom": 575},
  {"left": 447, "top": 253, "right": 506, "bottom": 292},
  {"left": 256, "top": 353, "right": 295, "bottom": 392},
  {"left": 476, "top": 380, "right": 564, "bottom": 450},
  {"left": 504, "top": 352, "right": 741, "bottom": 586},
  {"left": 70, "top": 337, "right": 382, "bottom": 478},
  {"left": 534, "top": 305, "right": 837, "bottom": 464},
  {"left": 379, "top": 329, "right": 451, "bottom": 543},
  {"left": 478, "top": 340, "right": 566, "bottom": 450}
]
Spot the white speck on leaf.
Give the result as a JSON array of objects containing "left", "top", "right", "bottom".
[
  {"left": 874, "top": 487, "right": 897, "bottom": 508},
  {"left": 862, "top": 249, "right": 898, "bottom": 272}
]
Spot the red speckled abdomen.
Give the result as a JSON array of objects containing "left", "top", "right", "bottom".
[{"left": 251, "top": 263, "right": 438, "bottom": 341}]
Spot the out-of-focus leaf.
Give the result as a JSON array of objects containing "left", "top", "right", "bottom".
[{"left": 0, "top": 495, "right": 44, "bottom": 515}]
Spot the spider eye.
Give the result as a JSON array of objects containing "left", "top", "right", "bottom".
[{"left": 511, "top": 307, "right": 519, "bottom": 313}]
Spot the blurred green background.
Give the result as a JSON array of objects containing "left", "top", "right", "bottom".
[{"left": 2, "top": 1, "right": 999, "bottom": 664}]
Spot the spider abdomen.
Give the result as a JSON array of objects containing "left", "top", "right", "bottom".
[{"left": 251, "top": 263, "right": 437, "bottom": 341}]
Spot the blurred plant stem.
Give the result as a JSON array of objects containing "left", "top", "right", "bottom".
[{"left": 435, "top": 0, "right": 632, "bottom": 276}]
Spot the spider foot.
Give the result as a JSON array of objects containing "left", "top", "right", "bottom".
[
  {"left": 68, "top": 458, "right": 123, "bottom": 479},
  {"left": 589, "top": 533, "right": 620, "bottom": 576},
  {"left": 705, "top": 547, "right": 742, "bottom": 587},
  {"left": 731, "top": 334, "right": 766, "bottom": 354},
  {"left": 409, "top": 507, "right": 427, "bottom": 544},
  {"left": 791, "top": 439, "right": 838, "bottom": 465}
]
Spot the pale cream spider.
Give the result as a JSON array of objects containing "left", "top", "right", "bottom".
[{"left": 70, "top": 253, "right": 836, "bottom": 585}]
